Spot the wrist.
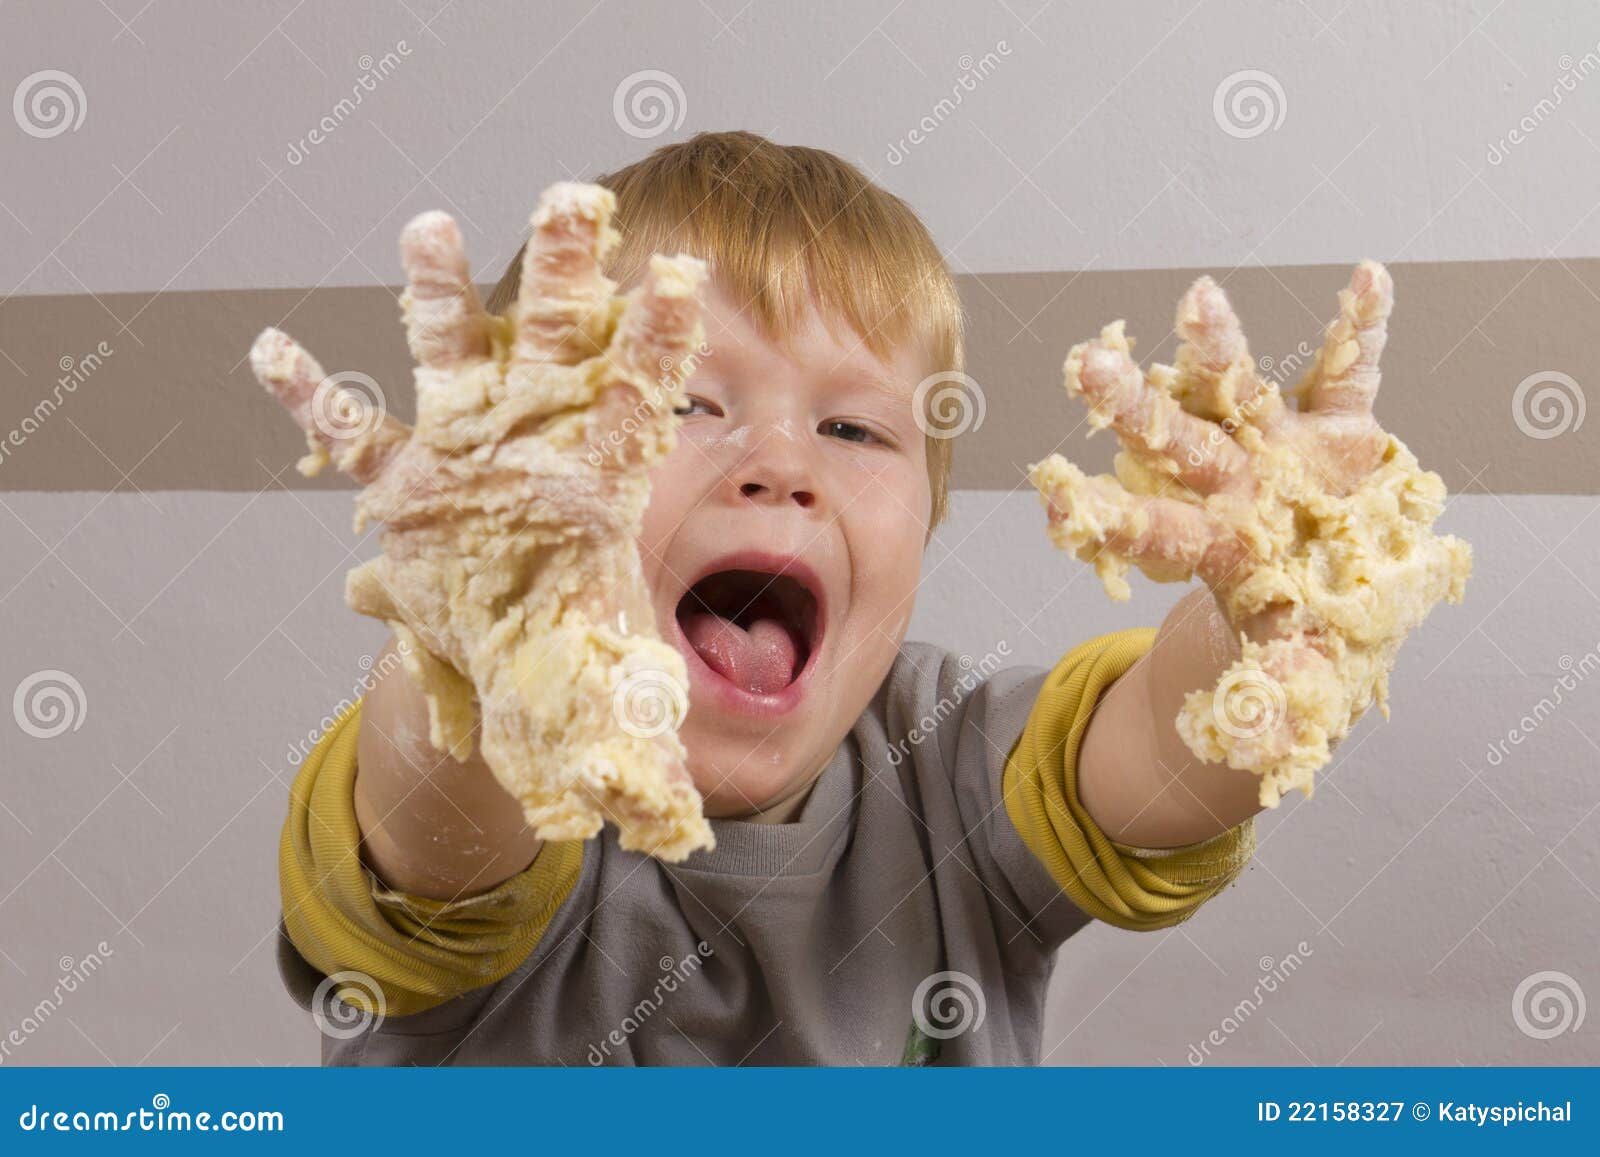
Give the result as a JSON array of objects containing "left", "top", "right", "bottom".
[{"left": 1086, "top": 591, "right": 1259, "bottom": 847}]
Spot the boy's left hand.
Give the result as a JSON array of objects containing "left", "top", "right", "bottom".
[{"left": 1031, "top": 262, "right": 1471, "bottom": 809}]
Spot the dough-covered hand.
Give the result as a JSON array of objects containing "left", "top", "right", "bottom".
[
  {"left": 250, "top": 183, "right": 713, "bottom": 860},
  {"left": 1030, "top": 262, "right": 1471, "bottom": 806}
]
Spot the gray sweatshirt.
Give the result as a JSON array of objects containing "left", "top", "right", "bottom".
[{"left": 278, "top": 642, "right": 1098, "bottom": 1065}]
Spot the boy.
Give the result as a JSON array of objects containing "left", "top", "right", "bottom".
[{"left": 256, "top": 131, "right": 1460, "bottom": 1065}]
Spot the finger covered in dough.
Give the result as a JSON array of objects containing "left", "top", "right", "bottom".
[
  {"left": 586, "top": 253, "right": 709, "bottom": 471},
  {"left": 1302, "top": 259, "right": 1393, "bottom": 416},
  {"left": 1171, "top": 276, "right": 1281, "bottom": 428},
  {"left": 1028, "top": 455, "right": 1246, "bottom": 599},
  {"left": 399, "top": 210, "right": 491, "bottom": 370},
  {"left": 249, "top": 327, "right": 409, "bottom": 483},
  {"left": 1065, "top": 321, "right": 1248, "bottom": 497},
  {"left": 512, "top": 182, "right": 622, "bottom": 370}
]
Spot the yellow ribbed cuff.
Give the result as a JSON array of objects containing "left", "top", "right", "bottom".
[
  {"left": 1004, "top": 630, "right": 1255, "bottom": 931},
  {"left": 278, "top": 699, "right": 582, "bottom": 1015}
]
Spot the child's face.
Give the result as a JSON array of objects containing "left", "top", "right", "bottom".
[{"left": 640, "top": 283, "right": 933, "bottom": 819}]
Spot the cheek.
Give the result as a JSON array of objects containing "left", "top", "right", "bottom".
[
  {"left": 841, "top": 454, "right": 930, "bottom": 604},
  {"left": 844, "top": 446, "right": 931, "bottom": 538},
  {"left": 640, "top": 449, "right": 694, "bottom": 553}
]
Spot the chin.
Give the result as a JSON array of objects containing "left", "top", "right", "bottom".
[{"left": 682, "top": 725, "right": 815, "bottom": 818}]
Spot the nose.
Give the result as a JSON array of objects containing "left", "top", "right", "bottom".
[{"left": 730, "top": 425, "right": 817, "bottom": 511}]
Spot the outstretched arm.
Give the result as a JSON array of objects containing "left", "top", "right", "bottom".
[{"left": 253, "top": 184, "right": 715, "bottom": 880}]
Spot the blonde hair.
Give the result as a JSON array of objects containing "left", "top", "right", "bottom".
[{"left": 486, "top": 131, "right": 964, "bottom": 530}]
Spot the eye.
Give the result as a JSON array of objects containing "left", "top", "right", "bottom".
[
  {"left": 821, "top": 419, "right": 883, "bottom": 445},
  {"left": 673, "top": 395, "right": 720, "bottom": 418}
]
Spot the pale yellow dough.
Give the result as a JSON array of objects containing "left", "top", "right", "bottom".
[
  {"left": 273, "top": 186, "right": 714, "bottom": 861},
  {"left": 1029, "top": 285, "right": 1471, "bottom": 807}
]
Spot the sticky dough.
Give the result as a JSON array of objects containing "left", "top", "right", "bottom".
[
  {"left": 302, "top": 202, "right": 713, "bottom": 861},
  {"left": 1030, "top": 300, "right": 1471, "bottom": 808}
]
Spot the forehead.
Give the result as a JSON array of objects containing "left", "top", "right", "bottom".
[{"left": 698, "top": 281, "right": 923, "bottom": 392}]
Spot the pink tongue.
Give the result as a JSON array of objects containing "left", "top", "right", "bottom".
[{"left": 681, "top": 611, "right": 799, "bottom": 695}]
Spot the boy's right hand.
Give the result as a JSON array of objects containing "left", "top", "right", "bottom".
[{"left": 250, "top": 183, "right": 715, "bottom": 862}]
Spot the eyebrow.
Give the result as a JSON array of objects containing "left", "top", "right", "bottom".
[{"left": 829, "top": 366, "right": 911, "bottom": 402}]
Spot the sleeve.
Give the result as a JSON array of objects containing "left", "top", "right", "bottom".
[
  {"left": 277, "top": 699, "right": 583, "bottom": 1017},
  {"left": 1002, "top": 629, "right": 1255, "bottom": 932}
]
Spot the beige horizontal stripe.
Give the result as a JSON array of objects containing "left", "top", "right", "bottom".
[{"left": 0, "top": 259, "right": 1593, "bottom": 493}]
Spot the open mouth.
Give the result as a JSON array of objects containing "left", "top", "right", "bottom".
[{"left": 674, "top": 566, "right": 821, "bottom": 700}]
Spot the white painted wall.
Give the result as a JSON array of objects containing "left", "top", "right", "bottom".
[{"left": 3, "top": 0, "right": 1599, "bottom": 296}]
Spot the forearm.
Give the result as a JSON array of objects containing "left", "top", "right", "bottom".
[
  {"left": 354, "top": 636, "right": 541, "bottom": 900},
  {"left": 1078, "top": 588, "right": 1262, "bottom": 847}
]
